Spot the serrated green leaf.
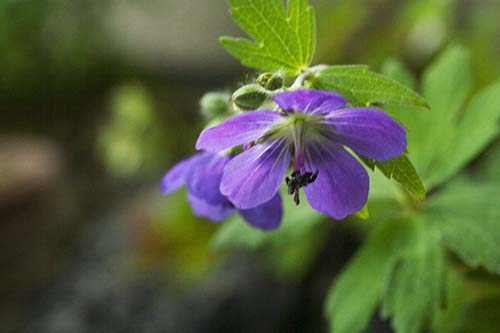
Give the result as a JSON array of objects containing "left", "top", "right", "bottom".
[
  {"left": 325, "top": 219, "right": 412, "bottom": 333},
  {"left": 311, "top": 65, "right": 429, "bottom": 108},
  {"left": 381, "top": 46, "right": 500, "bottom": 190},
  {"left": 426, "top": 181, "right": 500, "bottom": 275},
  {"left": 313, "top": 63, "right": 427, "bottom": 197},
  {"left": 220, "top": 0, "right": 316, "bottom": 75},
  {"left": 288, "top": 0, "right": 316, "bottom": 66},
  {"left": 381, "top": 218, "right": 445, "bottom": 333},
  {"left": 327, "top": 217, "right": 449, "bottom": 333},
  {"left": 360, "top": 154, "right": 426, "bottom": 200}
]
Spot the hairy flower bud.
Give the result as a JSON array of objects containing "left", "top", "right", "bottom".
[
  {"left": 257, "top": 72, "right": 284, "bottom": 91},
  {"left": 200, "top": 92, "right": 231, "bottom": 119},
  {"left": 231, "top": 84, "right": 270, "bottom": 111}
]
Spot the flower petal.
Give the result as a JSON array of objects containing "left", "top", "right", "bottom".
[
  {"left": 304, "top": 143, "right": 369, "bottom": 220},
  {"left": 274, "top": 89, "right": 347, "bottom": 114},
  {"left": 187, "top": 194, "right": 234, "bottom": 222},
  {"left": 240, "top": 194, "right": 282, "bottom": 230},
  {"left": 220, "top": 140, "right": 291, "bottom": 209},
  {"left": 323, "top": 107, "right": 407, "bottom": 161},
  {"left": 160, "top": 153, "right": 206, "bottom": 195},
  {"left": 196, "top": 110, "right": 284, "bottom": 152},
  {"left": 186, "top": 153, "right": 230, "bottom": 205}
]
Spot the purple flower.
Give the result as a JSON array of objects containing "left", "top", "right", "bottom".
[
  {"left": 196, "top": 89, "right": 406, "bottom": 220},
  {"left": 161, "top": 151, "right": 282, "bottom": 229}
]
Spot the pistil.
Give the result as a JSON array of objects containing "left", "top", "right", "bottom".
[{"left": 285, "top": 119, "right": 319, "bottom": 205}]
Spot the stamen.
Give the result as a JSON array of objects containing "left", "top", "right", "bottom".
[
  {"left": 294, "top": 190, "right": 300, "bottom": 205},
  {"left": 243, "top": 141, "right": 256, "bottom": 151}
]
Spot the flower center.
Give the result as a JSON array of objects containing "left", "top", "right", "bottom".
[
  {"left": 264, "top": 111, "right": 331, "bottom": 205},
  {"left": 283, "top": 112, "right": 322, "bottom": 205}
]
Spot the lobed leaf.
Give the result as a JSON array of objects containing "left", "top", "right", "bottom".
[
  {"left": 327, "top": 216, "right": 449, "bottom": 333},
  {"left": 425, "top": 78, "right": 500, "bottom": 187},
  {"left": 425, "top": 181, "right": 500, "bottom": 275},
  {"left": 422, "top": 46, "right": 472, "bottom": 123},
  {"left": 311, "top": 65, "right": 429, "bottom": 108},
  {"left": 360, "top": 154, "right": 426, "bottom": 200},
  {"left": 380, "top": 50, "right": 500, "bottom": 191},
  {"left": 220, "top": 0, "right": 316, "bottom": 75},
  {"left": 325, "top": 219, "right": 412, "bottom": 333},
  {"left": 381, "top": 219, "right": 445, "bottom": 333},
  {"left": 413, "top": 46, "right": 472, "bottom": 185}
]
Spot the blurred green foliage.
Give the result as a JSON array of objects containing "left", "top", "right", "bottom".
[
  {"left": 0, "top": 0, "right": 116, "bottom": 101},
  {"left": 315, "top": 0, "right": 500, "bottom": 87},
  {"left": 98, "top": 83, "right": 168, "bottom": 177},
  {"left": 212, "top": 188, "right": 328, "bottom": 279},
  {"left": 148, "top": 188, "right": 219, "bottom": 285}
]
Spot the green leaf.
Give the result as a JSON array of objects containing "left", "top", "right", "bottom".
[
  {"left": 381, "top": 46, "right": 500, "bottom": 190},
  {"left": 311, "top": 65, "right": 429, "bottom": 108},
  {"left": 220, "top": 0, "right": 316, "bottom": 75},
  {"left": 432, "top": 269, "right": 466, "bottom": 333},
  {"left": 327, "top": 217, "right": 449, "bottom": 333},
  {"left": 426, "top": 181, "right": 500, "bottom": 275},
  {"left": 423, "top": 46, "right": 472, "bottom": 122},
  {"left": 288, "top": 0, "right": 316, "bottom": 66},
  {"left": 396, "top": 46, "right": 472, "bottom": 186},
  {"left": 415, "top": 46, "right": 472, "bottom": 186},
  {"left": 360, "top": 154, "right": 426, "bottom": 200},
  {"left": 312, "top": 63, "right": 427, "bottom": 198},
  {"left": 354, "top": 204, "right": 370, "bottom": 220},
  {"left": 425, "top": 78, "right": 500, "bottom": 187},
  {"left": 473, "top": 141, "right": 500, "bottom": 184},
  {"left": 325, "top": 219, "right": 412, "bottom": 333},
  {"left": 381, "top": 218, "right": 445, "bottom": 333},
  {"left": 381, "top": 58, "right": 417, "bottom": 91},
  {"left": 457, "top": 297, "right": 500, "bottom": 333}
]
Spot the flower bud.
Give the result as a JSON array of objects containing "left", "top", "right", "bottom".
[
  {"left": 200, "top": 92, "right": 231, "bottom": 119},
  {"left": 231, "top": 84, "right": 270, "bottom": 111},
  {"left": 257, "top": 72, "right": 284, "bottom": 90}
]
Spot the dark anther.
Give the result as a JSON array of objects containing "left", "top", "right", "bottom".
[
  {"left": 285, "top": 170, "right": 319, "bottom": 205},
  {"left": 245, "top": 141, "right": 256, "bottom": 150},
  {"left": 285, "top": 177, "right": 295, "bottom": 195},
  {"left": 309, "top": 170, "right": 319, "bottom": 183}
]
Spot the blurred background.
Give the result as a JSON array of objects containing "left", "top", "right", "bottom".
[{"left": 1, "top": 0, "right": 499, "bottom": 332}]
